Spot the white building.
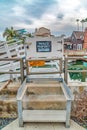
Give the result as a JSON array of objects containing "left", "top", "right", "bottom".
[
  {"left": 25, "top": 36, "right": 64, "bottom": 59},
  {"left": 25, "top": 27, "right": 63, "bottom": 58}
]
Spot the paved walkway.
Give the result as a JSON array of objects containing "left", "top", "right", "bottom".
[{"left": 2, "top": 119, "right": 85, "bottom": 130}]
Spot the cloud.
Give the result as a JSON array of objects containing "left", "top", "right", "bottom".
[
  {"left": 24, "top": 0, "right": 57, "bottom": 18},
  {"left": 57, "top": 14, "right": 64, "bottom": 20},
  {"left": 1, "top": 0, "right": 87, "bottom": 39},
  {"left": 12, "top": 6, "right": 26, "bottom": 16}
]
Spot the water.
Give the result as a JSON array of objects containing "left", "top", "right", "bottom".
[{"left": 68, "top": 60, "right": 87, "bottom": 82}]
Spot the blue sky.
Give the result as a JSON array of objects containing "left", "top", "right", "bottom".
[{"left": 0, "top": 0, "right": 87, "bottom": 40}]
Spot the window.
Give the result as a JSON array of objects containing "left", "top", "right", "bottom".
[
  {"left": 73, "top": 44, "right": 76, "bottom": 50},
  {"left": 77, "top": 44, "right": 82, "bottom": 50},
  {"left": 36, "top": 41, "right": 51, "bottom": 52}
]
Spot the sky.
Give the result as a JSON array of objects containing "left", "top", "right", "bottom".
[{"left": 0, "top": 0, "right": 87, "bottom": 40}]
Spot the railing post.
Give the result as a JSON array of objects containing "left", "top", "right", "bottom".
[
  {"left": 66, "top": 100, "right": 71, "bottom": 128},
  {"left": 64, "top": 57, "right": 68, "bottom": 84},
  {"left": 20, "top": 58, "right": 24, "bottom": 83},
  {"left": 26, "top": 60, "right": 29, "bottom": 76},
  {"left": 17, "top": 100, "right": 23, "bottom": 127},
  {"left": 60, "top": 58, "right": 62, "bottom": 73}
]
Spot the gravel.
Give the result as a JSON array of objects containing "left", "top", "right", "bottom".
[
  {"left": 0, "top": 118, "right": 16, "bottom": 130},
  {"left": 72, "top": 116, "right": 87, "bottom": 129}
]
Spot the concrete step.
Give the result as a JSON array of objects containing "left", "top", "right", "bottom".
[
  {"left": 0, "top": 94, "right": 66, "bottom": 112},
  {"left": 30, "top": 80, "right": 60, "bottom": 84},
  {"left": 23, "top": 110, "right": 66, "bottom": 122},
  {"left": 24, "top": 94, "right": 66, "bottom": 102},
  {"left": 0, "top": 82, "right": 20, "bottom": 95},
  {"left": 23, "top": 95, "right": 66, "bottom": 110},
  {"left": 0, "top": 82, "right": 63, "bottom": 95},
  {"left": 27, "top": 83, "right": 63, "bottom": 95},
  {"left": 0, "top": 97, "right": 17, "bottom": 113}
]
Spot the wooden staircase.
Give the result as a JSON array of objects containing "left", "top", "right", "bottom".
[{"left": 17, "top": 78, "right": 74, "bottom": 128}]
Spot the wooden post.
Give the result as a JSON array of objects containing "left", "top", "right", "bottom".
[
  {"left": 26, "top": 60, "right": 29, "bottom": 76},
  {"left": 64, "top": 57, "right": 68, "bottom": 83},
  {"left": 20, "top": 59, "right": 24, "bottom": 83},
  {"left": 66, "top": 100, "right": 71, "bottom": 128},
  {"left": 60, "top": 58, "right": 62, "bottom": 73},
  {"left": 17, "top": 100, "right": 23, "bottom": 127}
]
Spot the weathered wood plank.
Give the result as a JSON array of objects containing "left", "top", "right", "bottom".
[
  {"left": 0, "top": 80, "right": 11, "bottom": 91},
  {"left": 66, "top": 57, "right": 87, "bottom": 60},
  {"left": 0, "top": 71, "right": 20, "bottom": 74},
  {"left": 0, "top": 58, "right": 21, "bottom": 61},
  {"left": 68, "top": 70, "right": 87, "bottom": 72},
  {"left": 27, "top": 58, "right": 62, "bottom": 61},
  {"left": 64, "top": 57, "right": 68, "bottom": 83}
]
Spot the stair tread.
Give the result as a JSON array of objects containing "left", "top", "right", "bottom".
[
  {"left": 0, "top": 94, "right": 66, "bottom": 102},
  {"left": 26, "top": 83, "right": 61, "bottom": 87},
  {"left": 0, "top": 97, "right": 16, "bottom": 103},
  {"left": 24, "top": 95, "right": 66, "bottom": 102},
  {"left": 23, "top": 110, "right": 66, "bottom": 122}
]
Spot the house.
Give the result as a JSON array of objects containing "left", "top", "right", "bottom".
[
  {"left": 71, "top": 31, "right": 84, "bottom": 50},
  {"left": 34, "top": 27, "right": 51, "bottom": 37},
  {"left": 64, "top": 37, "right": 73, "bottom": 50}
]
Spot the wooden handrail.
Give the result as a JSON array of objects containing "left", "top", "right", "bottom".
[
  {"left": 61, "top": 81, "right": 74, "bottom": 101},
  {"left": 0, "top": 71, "right": 20, "bottom": 74},
  {"left": 27, "top": 57, "right": 62, "bottom": 61},
  {"left": 26, "top": 58, "right": 62, "bottom": 75},
  {"left": 0, "top": 58, "right": 21, "bottom": 61},
  {"left": 17, "top": 78, "right": 27, "bottom": 101},
  {"left": 0, "top": 80, "right": 11, "bottom": 91},
  {"left": 65, "top": 57, "right": 87, "bottom": 60}
]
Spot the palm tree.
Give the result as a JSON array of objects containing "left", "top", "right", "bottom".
[
  {"left": 84, "top": 18, "right": 87, "bottom": 29},
  {"left": 80, "top": 19, "right": 85, "bottom": 31},
  {"left": 76, "top": 19, "right": 79, "bottom": 31},
  {"left": 3, "top": 27, "right": 17, "bottom": 41},
  {"left": 85, "top": 18, "right": 87, "bottom": 21}
]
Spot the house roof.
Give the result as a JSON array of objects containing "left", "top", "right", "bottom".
[
  {"left": 73, "top": 31, "right": 84, "bottom": 39},
  {"left": 64, "top": 37, "right": 71, "bottom": 42},
  {"left": 35, "top": 27, "right": 51, "bottom": 36},
  {"left": 64, "top": 37, "right": 73, "bottom": 45},
  {"left": 38, "top": 27, "right": 50, "bottom": 31}
]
